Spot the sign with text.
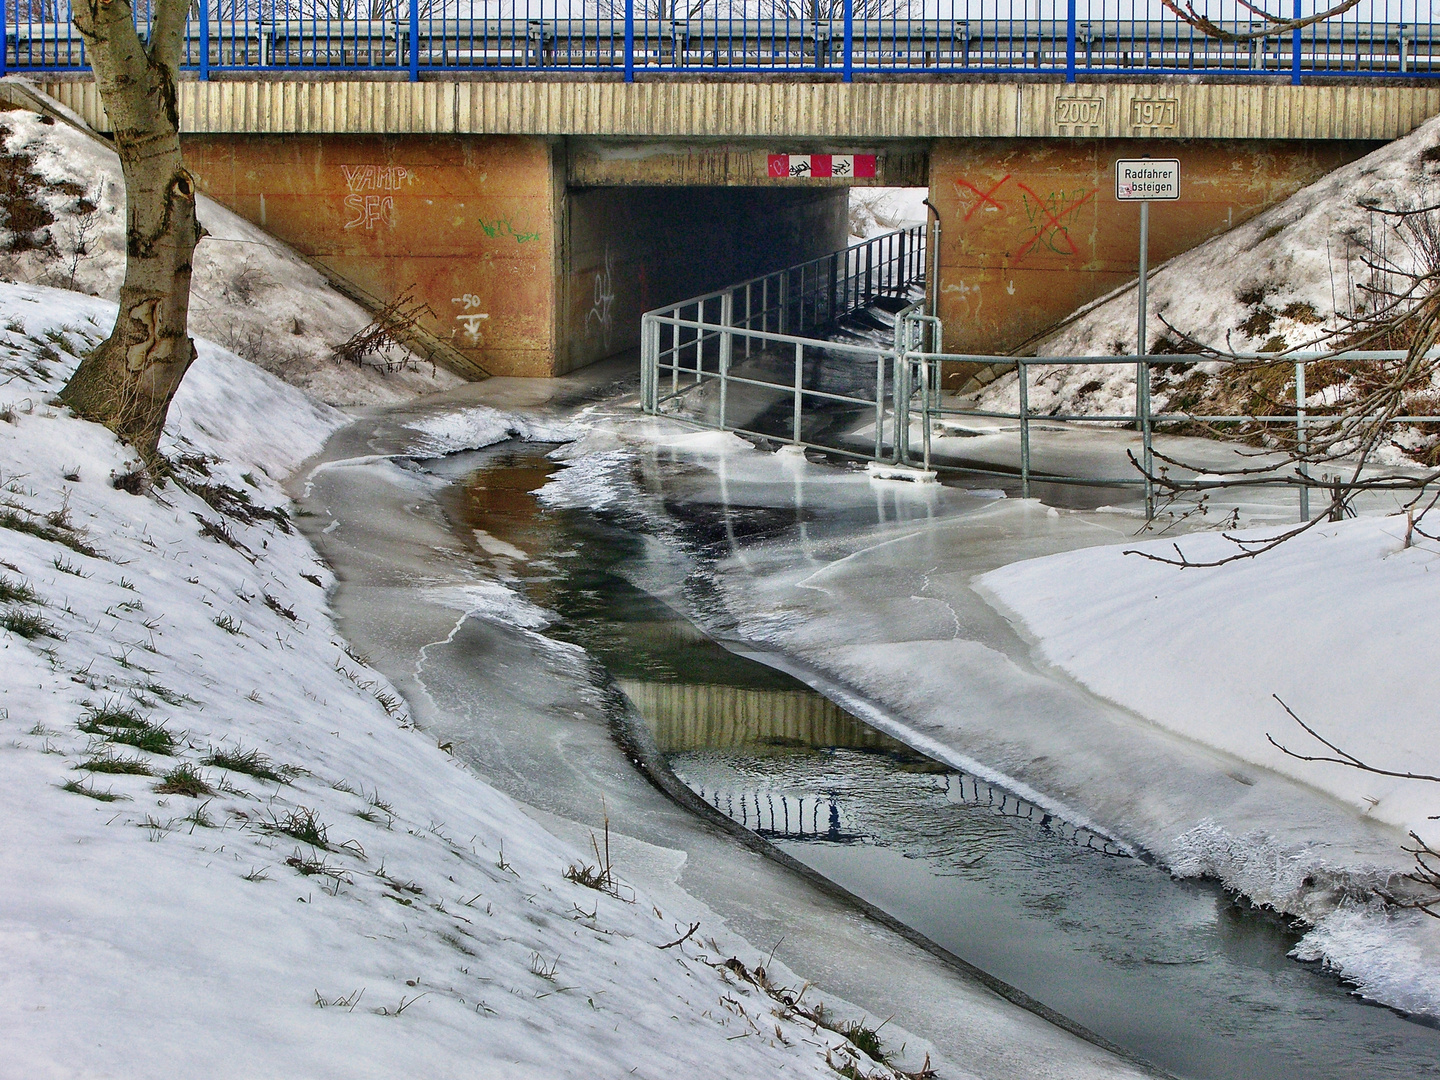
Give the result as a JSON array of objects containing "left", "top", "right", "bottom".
[
  {"left": 1115, "top": 159, "right": 1180, "bottom": 201},
  {"left": 768, "top": 154, "right": 877, "bottom": 179}
]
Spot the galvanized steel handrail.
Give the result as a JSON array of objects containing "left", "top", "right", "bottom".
[
  {"left": 5, "top": 0, "right": 1440, "bottom": 81},
  {"left": 640, "top": 225, "right": 925, "bottom": 463},
  {"left": 897, "top": 334, "right": 1440, "bottom": 521}
]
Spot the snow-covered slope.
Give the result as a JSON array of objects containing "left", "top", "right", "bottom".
[
  {"left": 979, "top": 515, "right": 1440, "bottom": 1018},
  {"left": 0, "top": 283, "right": 926, "bottom": 1079},
  {"left": 979, "top": 112, "right": 1440, "bottom": 420},
  {"left": 0, "top": 105, "right": 461, "bottom": 406}
]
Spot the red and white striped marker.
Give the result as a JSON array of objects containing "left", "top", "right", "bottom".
[{"left": 768, "top": 154, "right": 877, "bottom": 179}]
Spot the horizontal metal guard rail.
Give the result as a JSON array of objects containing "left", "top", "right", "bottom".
[
  {"left": 898, "top": 339, "right": 1440, "bottom": 522},
  {"left": 6, "top": 0, "right": 1440, "bottom": 81}
]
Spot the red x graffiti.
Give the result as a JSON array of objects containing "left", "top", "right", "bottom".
[
  {"left": 1013, "top": 182, "right": 1097, "bottom": 262},
  {"left": 955, "top": 175, "right": 1011, "bottom": 220}
]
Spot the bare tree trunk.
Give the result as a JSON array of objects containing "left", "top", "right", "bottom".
[{"left": 59, "top": 0, "right": 202, "bottom": 468}]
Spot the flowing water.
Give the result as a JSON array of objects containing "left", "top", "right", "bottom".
[{"left": 438, "top": 440, "right": 1440, "bottom": 1080}]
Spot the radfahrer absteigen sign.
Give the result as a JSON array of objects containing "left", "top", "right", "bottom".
[{"left": 1115, "top": 159, "right": 1180, "bottom": 201}]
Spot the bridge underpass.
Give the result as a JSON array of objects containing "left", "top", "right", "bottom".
[{"left": 29, "top": 76, "right": 1440, "bottom": 376}]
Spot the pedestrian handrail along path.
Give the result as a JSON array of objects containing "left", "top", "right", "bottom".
[
  {"left": 640, "top": 225, "right": 926, "bottom": 465},
  {"left": 5, "top": 0, "right": 1439, "bottom": 81},
  {"left": 641, "top": 235, "right": 1440, "bottom": 522}
]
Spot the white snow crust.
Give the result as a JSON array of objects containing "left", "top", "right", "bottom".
[
  {"left": 980, "top": 512, "right": 1440, "bottom": 1018},
  {"left": 0, "top": 283, "right": 937, "bottom": 1079}
]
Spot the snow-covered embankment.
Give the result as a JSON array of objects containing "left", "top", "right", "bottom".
[{"left": 0, "top": 282, "right": 924, "bottom": 1078}]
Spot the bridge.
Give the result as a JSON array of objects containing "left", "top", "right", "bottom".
[{"left": 9, "top": 1, "right": 1440, "bottom": 377}]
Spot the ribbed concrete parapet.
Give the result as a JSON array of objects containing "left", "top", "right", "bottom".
[{"left": 33, "top": 76, "right": 1440, "bottom": 142}]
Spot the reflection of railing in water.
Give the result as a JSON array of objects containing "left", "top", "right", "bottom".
[
  {"left": 696, "top": 786, "right": 862, "bottom": 844},
  {"left": 618, "top": 678, "right": 904, "bottom": 754},
  {"left": 941, "top": 772, "right": 1129, "bottom": 857},
  {"left": 693, "top": 769, "right": 1131, "bottom": 858}
]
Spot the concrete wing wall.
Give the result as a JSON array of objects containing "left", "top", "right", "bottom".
[
  {"left": 184, "top": 133, "right": 562, "bottom": 378},
  {"left": 931, "top": 137, "right": 1373, "bottom": 356}
]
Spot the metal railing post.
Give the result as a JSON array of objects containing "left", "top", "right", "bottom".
[
  {"left": 640, "top": 314, "right": 655, "bottom": 412},
  {"left": 624, "top": 0, "right": 634, "bottom": 81},
  {"left": 793, "top": 341, "right": 805, "bottom": 446},
  {"left": 199, "top": 0, "right": 210, "bottom": 80},
  {"left": 719, "top": 291, "right": 733, "bottom": 430},
  {"left": 408, "top": 0, "right": 419, "bottom": 81},
  {"left": 876, "top": 354, "right": 887, "bottom": 461},
  {"left": 1018, "top": 359, "right": 1031, "bottom": 499},
  {"left": 1291, "top": 0, "right": 1302, "bottom": 84},
  {"left": 922, "top": 357, "right": 933, "bottom": 472},
  {"left": 1140, "top": 358, "right": 1154, "bottom": 518},
  {"left": 778, "top": 269, "right": 789, "bottom": 335},
  {"left": 843, "top": 0, "right": 853, "bottom": 82},
  {"left": 744, "top": 283, "right": 752, "bottom": 358},
  {"left": 1296, "top": 359, "right": 1310, "bottom": 521},
  {"left": 671, "top": 306, "right": 681, "bottom": 396},
  {"left": 1066, "top": 0, "right": 1077, "bottom": 82},
  {"left": 895, "top": 353, "right": 909, "bottom": 464}
]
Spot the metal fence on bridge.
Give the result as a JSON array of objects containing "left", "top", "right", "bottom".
[{"left": 5, "top": 0, "right": 1439, "bottom": 81}]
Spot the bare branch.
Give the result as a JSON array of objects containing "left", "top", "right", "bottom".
[
  {"left": 1267, "top": 695, "right": 1440, "bottom": 782},
  {"left": 1159, "top": 0, "right": 1365, "bottom": 43}
]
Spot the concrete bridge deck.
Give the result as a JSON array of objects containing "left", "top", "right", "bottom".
[{"left": 33, "top": 75, "right": 1440, "bottom": 142}]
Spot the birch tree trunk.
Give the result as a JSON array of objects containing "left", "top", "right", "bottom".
[{"left": 59, "top": 0, "right": 202, "bottom": 468}]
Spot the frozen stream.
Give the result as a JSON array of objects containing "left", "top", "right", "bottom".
[
  {"left": 436, "top": 439, "right": 1440, "bottom": 1080},
  {"left": 295, "top": 368, "right": 1439, "bottom": 1079}
]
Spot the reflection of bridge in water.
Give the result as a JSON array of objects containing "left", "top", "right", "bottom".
[
  {"left": 621, "top": 674, "right": 1130, "bottom": 858},
  {"left": 690, "top": 770, "right": 1131, "bottom": 857},
  {"left": 619, "top": 678, "right": 902, "bottom": 754}
]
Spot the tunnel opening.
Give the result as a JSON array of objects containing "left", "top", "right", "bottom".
[{"left": 563, "top": 184, "right": 852, "bottom": 370}]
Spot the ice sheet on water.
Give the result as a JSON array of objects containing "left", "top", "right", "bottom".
[{"left": 400, "top": 405, "right": 580, "bottom": 457}]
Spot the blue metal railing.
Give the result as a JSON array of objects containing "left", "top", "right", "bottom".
[{"left": 3, "top": 0, "right": 1438, "bottom": 83}]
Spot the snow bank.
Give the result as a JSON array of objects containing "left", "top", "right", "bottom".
[
  {"left": 0, "top": 106, "right": 461, "bottom": 406},
  {"left": 0, "top": 283, "right": 928, "bottom": 1079},
  {"left": 980, "top": 512, "right": 1440, "bottom": 1016},
  {"left": 849, "top": 187, "right": 928, "bottom": 242}
]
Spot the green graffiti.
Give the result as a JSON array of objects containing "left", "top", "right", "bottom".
[{"left": 478, "top": 216, "right": 542, "bottom": 244}]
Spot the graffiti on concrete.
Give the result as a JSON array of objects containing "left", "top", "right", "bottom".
[
  {"left": 344, "top": 194, "right": 394, "bottom": 230},
  {"left": 1013, "top": 182, "right": 1097, "bottom": 262},
  {"left": 953, "top": 174, "right": 1097, "bottom": 263},
  {"left": 585, "top": 249, "right": 615, "bottom": 350},
  {"left": 342, "top": 165, "right": 412, "bottom": 191},
  {"left": 341, "top": 165, "right": 411, "bottom": 231},
  {"left": 955, "top": 175, "right": 1011, "bottom": 220},
  {"left": 451, "top": 292, "right": 489, "bottom": 346},
  {"left": 478, "top": 216, "right": 541, "bottom": 243}
]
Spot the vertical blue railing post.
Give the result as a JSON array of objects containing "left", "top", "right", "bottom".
[
  {"left": 843, "top": 0, "right": 853, "bottom": 82},
  {"left": 1, "top": 0, "right": 8, "bottom": 78},
  {"left": 198, "top": 0, "right": 210, "bottom": 81},
  {"left": 408, "top": 0, "right": 419, "bottom": 81},
  {"left": 1066, "top": 0, "right": 1077, "bottom": 82},
  {"left": 624, "top": 0, "right": 634, "bottom": 81},
  {"left": 1291, "top": 0, "right": 1302, "bottom": 84}
]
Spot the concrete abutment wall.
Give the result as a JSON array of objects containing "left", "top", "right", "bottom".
[
  {"left": 181, "top": 129, "right": 1381, "bottom": 378},
  {"left": 929, "top": 138, "right": 1376, "bottom": 360}
]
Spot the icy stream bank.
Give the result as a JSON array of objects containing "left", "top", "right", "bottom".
[{"left": 293, "top": 369, "right": 1161, "bottom": 1080}]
